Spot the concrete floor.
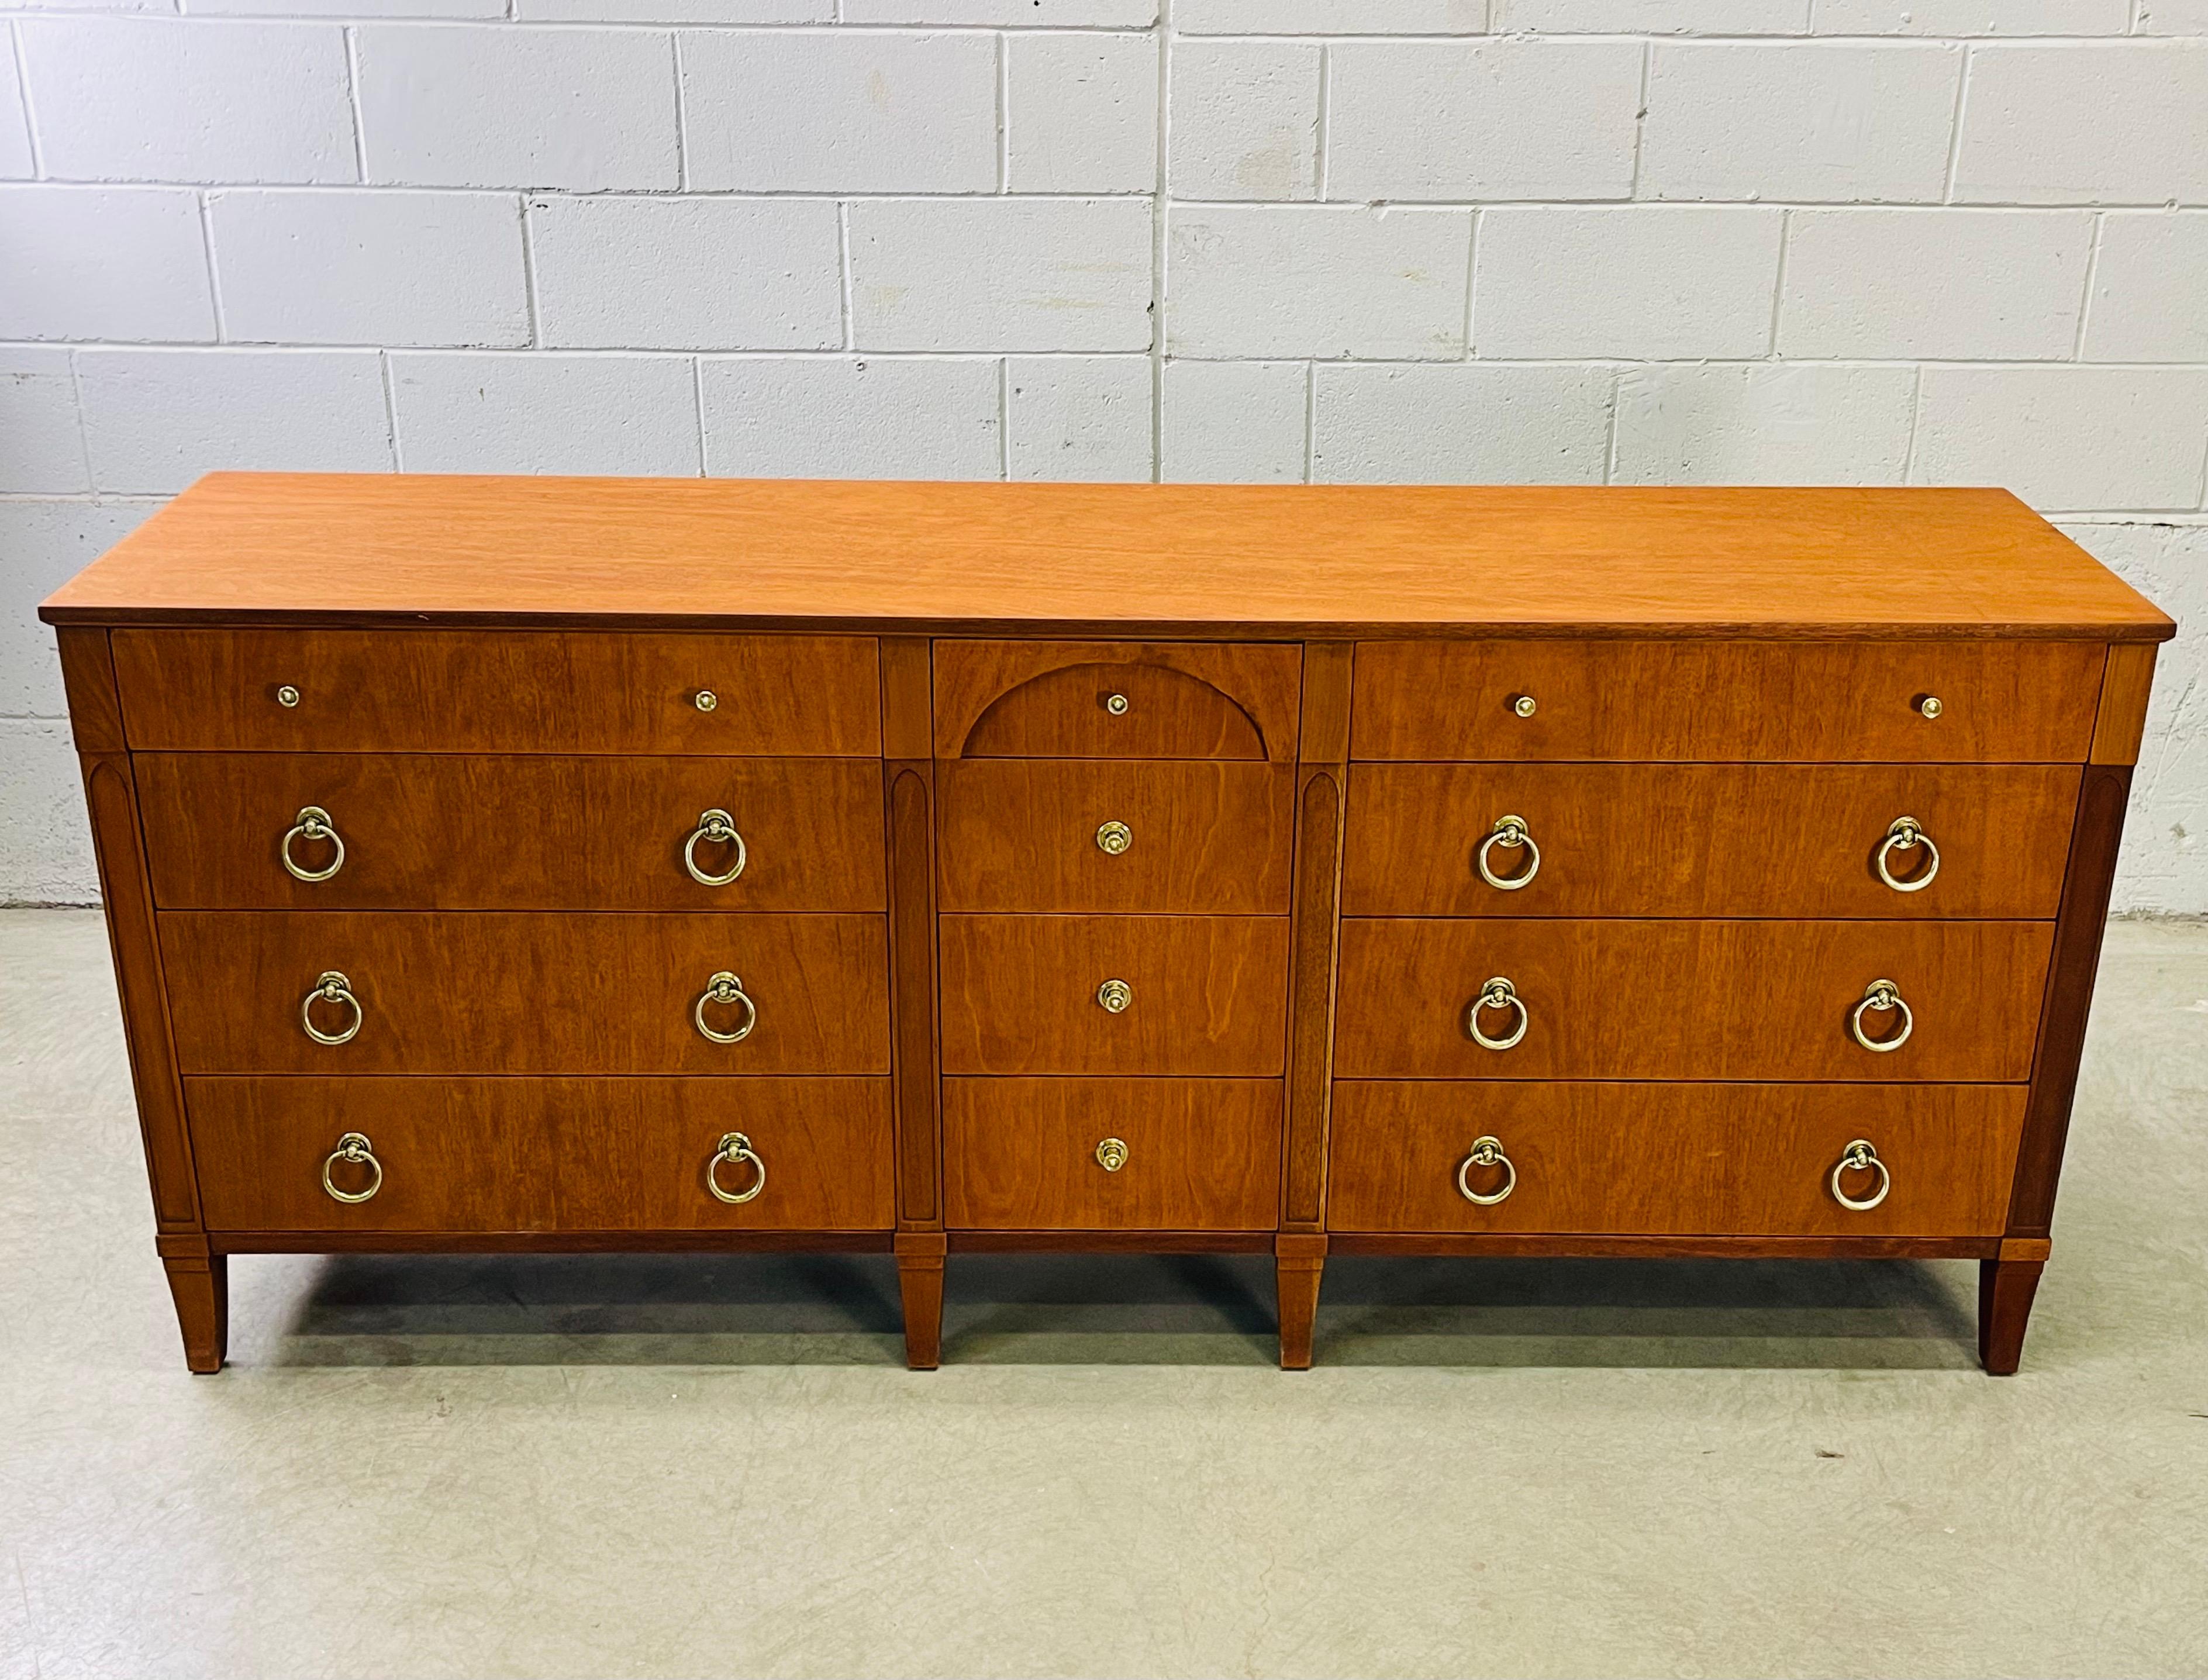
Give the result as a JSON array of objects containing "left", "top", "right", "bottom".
[{"left": 3, "top": 909, "right": 2206, "bottom": 1678}]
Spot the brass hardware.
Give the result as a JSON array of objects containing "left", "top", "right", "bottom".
[
  {"left": 1466, "top": 975, "right": 1528, "bottom": 1051},
  {"left": 1850, "top": 978, "right": 1913, "bottom": 1053},
  {"left": 1874, "top": 815, "right": 1940, "bottom": 894},
  {"left": 1475, "top": 814, "right": 1540, "bottom": 891},
  {"left": 1916, "top": 694, "right": 1944, "bottom": 720},
  {"left": 1510, "top": 694, "right": 1537, "bottom": 718},
  {"left": 320, "top": 1132, "right": 382, "bottom": 1203},
  {"left": 1095, "top": 1137, "right": 1129, "bottom": 1173},
  {"left": 280, "top": 805, "right": 345, "bottom": 883},
  {"left": 275, "top": 684, "right": 301, "bottom": 709},
  {"left": 1829, "top": 1139, "right": 1892, "bottom": 1212},
  {"left": 683, "top": 808, "right": 748, "bottom": 886},
  {"left": 694, "top": 689, "right": 719, "bottom": 713},
  {"left": 1096, "top": 978, "right": 1133, "bottom": 1014},
  {"left": 694, "top": 971, "right": 757, "bottom": 1044},
  {"left": 1103, "top": 692, "right": 1130, "bottom": 716},
  {"left": 1457, "top": 1136, "right": 1516, "bottom": 1205},
  {"left": 706, "top": 1131, "right": 766, "bottom": 1204},
  {"left": 301, "top": 970, "right": 362, "bottom": 1046},
  {"left": 1095, "top": 820, "right": 1132, "bottom": 856}
]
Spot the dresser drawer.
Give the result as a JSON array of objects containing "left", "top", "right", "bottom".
[
  {"left": 1343, "top": 763, "right": 2079, "bottom": 919},
  {"left": 1351, "top": 640, "right": 2104, "bottom": 763},
  {"left": 188, "top": 1076, "right": 894, "bottom": 1233},
  {"left": 938, "top": 760, "right": 1294, "bottom": 914},
  {"left": 944, "top": 1078, "right": 1281, "bottom": 1230},
  {"left": 111, "top": 629, "right": 880, "bottom": 755},
  {"left": 933, "top": 641, "right": 1301, "bottom": 761},
  {"left": 1334, "top": 918, "right": 2052, "bottom": 1082},
  {"left": 137, "top": 754, "right": 886, "bottom": 912},
  {"left": 939, "top": 915, "right": 1289, "bottom": 1075},
  {"left": 1328, "top": 1081, "right": 2024, "bottom": 1237},
  {"left": 160, "top": 912, "right": 890, "bottom": 1075}
]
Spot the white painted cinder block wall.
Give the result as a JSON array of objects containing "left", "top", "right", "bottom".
[{"left": 1, "top": 0, "right": 2204, "bottom": 908}]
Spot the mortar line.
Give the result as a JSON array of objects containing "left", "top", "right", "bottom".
[
  {"left": 1629, "top": 39, "right": 1651, "bottom": 199},
  {"left": 837, "top": 202, "right": 854, "bottom": 351},
  {"left": 343, "top": 26, "right": 369, "bottom": 182},
  {"left": 2070, "top": 212, "right": 2103, "bottom": 361},
  {"left": 671, "top": 32, "right": 692, "bottom": 194},
  {"left": 995, "top": 32, "right": 1009, "bottom": 194},
  {"left": 1314, "top": 44, "right": 1330, "bottom": 201},
  {"left": 1767, "top": 208, "right": 1790, "bottom": 358},
  {"left": 518, "top": 194, "right": 542, "bottom": 348},
  {"left": 1302, "top": 360, "right": 1316, "bottom": 483},
  {"left": 11, "top": 22, "right": 43, "bottom": 179},
  {"left": 379, "top": 350, "right": 402, "bottom": 471},
  {"left": 1941, "top": 43, "right": 1971, "bottom": 203},
  {"left": 1150, "top": 0, "right": 1171, "bottom": 482}
]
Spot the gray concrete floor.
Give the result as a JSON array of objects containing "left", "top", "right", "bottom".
[{"left": 3, "top": 908, "right": 2206, "bottom": 1678}]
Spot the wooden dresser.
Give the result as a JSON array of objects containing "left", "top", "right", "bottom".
[{"left": 41, "top": 475, "right": 2172, "bottom": 1374}]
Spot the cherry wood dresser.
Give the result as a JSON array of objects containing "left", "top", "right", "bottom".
[{"left": 41, "top": 474, "right": 2172, "bottom": 1374}]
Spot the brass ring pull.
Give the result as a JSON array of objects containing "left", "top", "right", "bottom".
[
  {"left": 1475, "top": 814, "right": 1541, "bottom": 891},
  {"left": 1850, "top": 978, "right": 1913, "bottom": 1053},
  {"left": 1829, "top": 1139, "right": 1891, "bottom": 1212},
  {"left": 1095, "top": 820, "right": 1132, "bottom": 856},
  {"left": 1095, "top": 1137, "right": 1128, "bottom": 1172},
  {"left": 301, "top": 970, "right": 362, "bottom": 1046},
  {"left": 683, "top": 808, "right": 748, "bottom": 886},
  {"left": 280, "top": 805, "right": 345, "bottom": 882},
  {"left": 321, "top": 1132, "right": 382, "bottom": 1203},
  {"left": 1874, "top": 816, "right": 1940, "bottom": 894},
  {"left": 706, "top": 1131, "right": 766, "bottom": 1204},
  {"left": 694, "top": 972, "right": 757, "bottom": 1044},
  {"left": 1466, "top": 976, "right": 1527, "bottom": 1051},
  {"left": 1457, "top": 1136, "right": 1516, "bottom": 1205},
  {"left": 1096, "top": 978, "right": 1133, "bottom": 1014}
]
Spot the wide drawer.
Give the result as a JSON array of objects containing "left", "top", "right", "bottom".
[
  {"left": 188, "top": 1077, "right": 894, "bottom": 1233},
  {"left": 137, "top": 754, "right": 886, "bottom": 911},
  {"left": 933, "top": 641, "right": 1302, "bottom": 761},
  {"left": 160, "top": 912, "right": 889, "bottom": 1074},
  {"left": 944, "top": 1078, "right": 1281, "bottom": 1230},
  {"left": 110, "top": 629, "right": 880, "bottom": 755},
  {"left": 1335, "top": 919, "right": 2052, "bottom": 1082},
  {"left": 1351, "top": 640, "right": 2104, "bottom": 763},
  {"left": 1343, "top": 763, "right": 2079, "bottom": 919},
  {"left": 939, "top": 915, "right": 1289, "bottom": 1075},
  {"left": 1327, "top": 1081, "right": 2025, "bottom": 1237},
  {"left": 938, "top": 760, "right": 1294, "bottom": 914}
]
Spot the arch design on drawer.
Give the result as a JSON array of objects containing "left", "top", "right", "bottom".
[{"left": 933, "top": 640, "right": 1302, "bottom": 762}]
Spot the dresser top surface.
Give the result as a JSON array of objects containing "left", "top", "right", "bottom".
[{"left": 40, "top": 473, "right": 2173, "bottom": 640}]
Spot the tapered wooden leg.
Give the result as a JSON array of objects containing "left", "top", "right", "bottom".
[
  {"left": 895, "top": 1233, "right": 945, "bottom": 1370},
  {"left": 164, "top": 1251, "right": 228, "bottom": 1374},
  {"left": 1275, "top": 1234, "right": 1327, "bottom": 1369},
  {"left": 1979, "top": 1257, "right": 2045, "bottom": 1376}
]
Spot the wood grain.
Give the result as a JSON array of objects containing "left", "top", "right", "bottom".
[
  {"left": 1282, "top": 641, "right": 1353, "bottom": 1230},
  {"left": 1328, "top": 1080, "right": 2026, "bottom": 1237},
  {"left": 938, "top": 914, "right": 1289, "bottom": 1076},
  {"left": 937, "top": 760, "right": 1294, "bottom": 915},
  {"left": 933, "top": 640, "right": 1302, "bottom": 760},
  {"left": 1327, "top": 1233, "right": 2000, "bottom": 1260},
  {"left": 109, "top": 628, "right": 881, "bottom": 755},
  {"left": 187, "top": 1076, "right": 894, "bottom": 1233},
  {"left": 1334, "top": 917, "right": 2054, "bottom": 1082},
  {"left": 136, "top": 753, "right": 885, "bottom": 911},
  {"left": 55, "top": 626, "right": 125, "bottom": 753},
  {"left": 41, "top": 477, "right": 2172, "bottom": 642},
  {"left": 2090, "top": 642, "right": 2158, "bottom": 765},
  {"left": 943, "top": 1077, "right": 1281, "bottom": 1230},
  {"left": 1343, "top": 763, "right": 2079, "bottom": 920},
  {"left": 1352, "top": 640, "right": 2106, "bottom": 763},
  {"left": 1979, "top": 1256, "right": 2045, "bottom": 1375},
  {"left": 160, "top": 912, "right": 890, "bottom": 1075}
]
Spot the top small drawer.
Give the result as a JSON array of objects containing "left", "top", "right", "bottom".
[
  {"left": 933, "top": 641, "right": 1301, "bottom": 761},
  {"left": 1353, "top": 640, "right": 2105, "bottom": 763},
  {"left": 110, "top": 629, "right": 881, "bottom": 756}
]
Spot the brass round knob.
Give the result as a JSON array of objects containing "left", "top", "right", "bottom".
[
  {"left": 1465, "top": 975, "right": 1527, "bottom": 1051},
  {"left": 1096, "top": 978, "right": 1133, "bottom": 1014},
  {"left": 1095, "top": 1137, "right": 1129, "bottom": 1172},
  {"left": 1850, "top": 978, "right": 1913, "bottom": 1053},
  {"left": 300, "top": 970, "right": 362, "bottom": 1046},
  {"left": 1510, "top": 694, "right": 1537, "bottom": 718},
  {"left": 706, "top": 1131, "right": 767, "bottom": 1204},
  {"left": 320, "top": 1132, "right": 382, "bottom": 1203},
  {"left": 280, "top": 805, "right": 345, "bottom": 882},
  {"left": 1103, "top": 692, "right": 1130, "bottom": 716},
  {"left": 1475, "top": 814, "right": 1540, "bottom": 891},
  {"left": 1874, "top": 815, "right": 1940, "bottom": 894},
  {"left": 684, "top": 808, "right": 748, "bottom": 886},
  {"left": 694, "top": 971, "right": 757, "bottom": 1044},
  {"left": 1916, "top": 695, "right": 1944, "bottom": 720},
  {"left": 1829, "top": 1139, "right": 1891, "bottom": 1212},
  {"left": 275, "top": 684, "right": 301, "bottom": 709},
  {"left": 694, "top": 689, "right": 719, "bottom": 713},
  {"left": 1457, "top": 1136, "right": 1516, "bottom": 1205},
  {"left": 1095, "top": 820, "right": 1132, "bottom": 856}
]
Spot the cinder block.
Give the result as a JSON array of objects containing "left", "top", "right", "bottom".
[
  {"left": 0, "top": 720, "right": 98, "bottom": 905},
  {"left": 1955, "top": 43, "right": 2208, "bottom": 206},
  {"left": 210, "top": 189, "right": 530, "bottom": 349},
  {"left": 2085, "top": 213, "right": 2208, "bottom": 363},
  {"left": 1612, "top": 364, "right": 1916, "bottom": 486},
  {"left": 530, "top": 196, "right": 841, "bottom": 351},
  {"left": 193, "top": 0, "right": 502, "bottom": 13},
  {"left": 1643, "top": 43, "right": 1961, "bottom": 204},
  {"left": 524, "top": 0, "right": 824, "bottom": 18},
  {"left": 0, "top": 501, "right": 154, "bottom": 714},
  {"left": 850, "top": 199, "right": 1152, "bottom": 353},
  {"left": 0, "top": 351, "right": 89, "bottom": 494},
  {"left": 843, "top": 0, "right": 1155, "bottom": 20},
  {"left": 1474, "top": 206, "right": 1781, "bottom": 358},
  {"left": 701, "top": 356, "right": 1002, "bottom": 479},
  {"left": 1006, "top": 33, "right": 1157, "bottom": 195},
  {"left": 356, "top": 26, "right": 678, "bottom": 191},
  {"left": 1779, "top": 209, "right": 2092, "bottom": 360},
  {"left": 1, "top": 34, "right": 32, "bottom": 178},
  {"left": 1327, "top": 40, "right": 1641, "bottom": 203},
  {"left": 1813, "top": 0, "right": 2130, "bottom": 31},
  {"left": 1493, "top": 0, "right": 1807, "bottom": 27},
  {"left": 681, "top": 30, "right": 996, "bottom": 194},
  {"left": 77, "top": 349, "right": 392, "bottom": 495},
  {"left": 1176, "top": 0, "right": 1484, "bottom": 31},
  {"left": 18, "top": 18, "right": 357, "bottom": 184},
  {"left": 1162, "top": 361, "right": 1306, "bottom": 484},
  {"left": 1168, "top": 205, "right": 1471, "bottom": 360},
  {"left": 2136, "top": 0, "right": 2208, "bottom": 30},
  {"left": 1007, "top": 356, "right": 1153, "bottom": 481},
  {"left": 1913, "top": 367, "right": 2208, "bottom": 512},
  {"left": 1311, "top": 363, "right": 1612, "bottom": 485},
  {"left": 390, "top": 353, "right": 700, "bottom": 475},
  {"left": 1168, "top": 40, "right": 1319, "bottom": 202},
  {"left": 0, "top": 187, "right": 215, "bottom": 342}
]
